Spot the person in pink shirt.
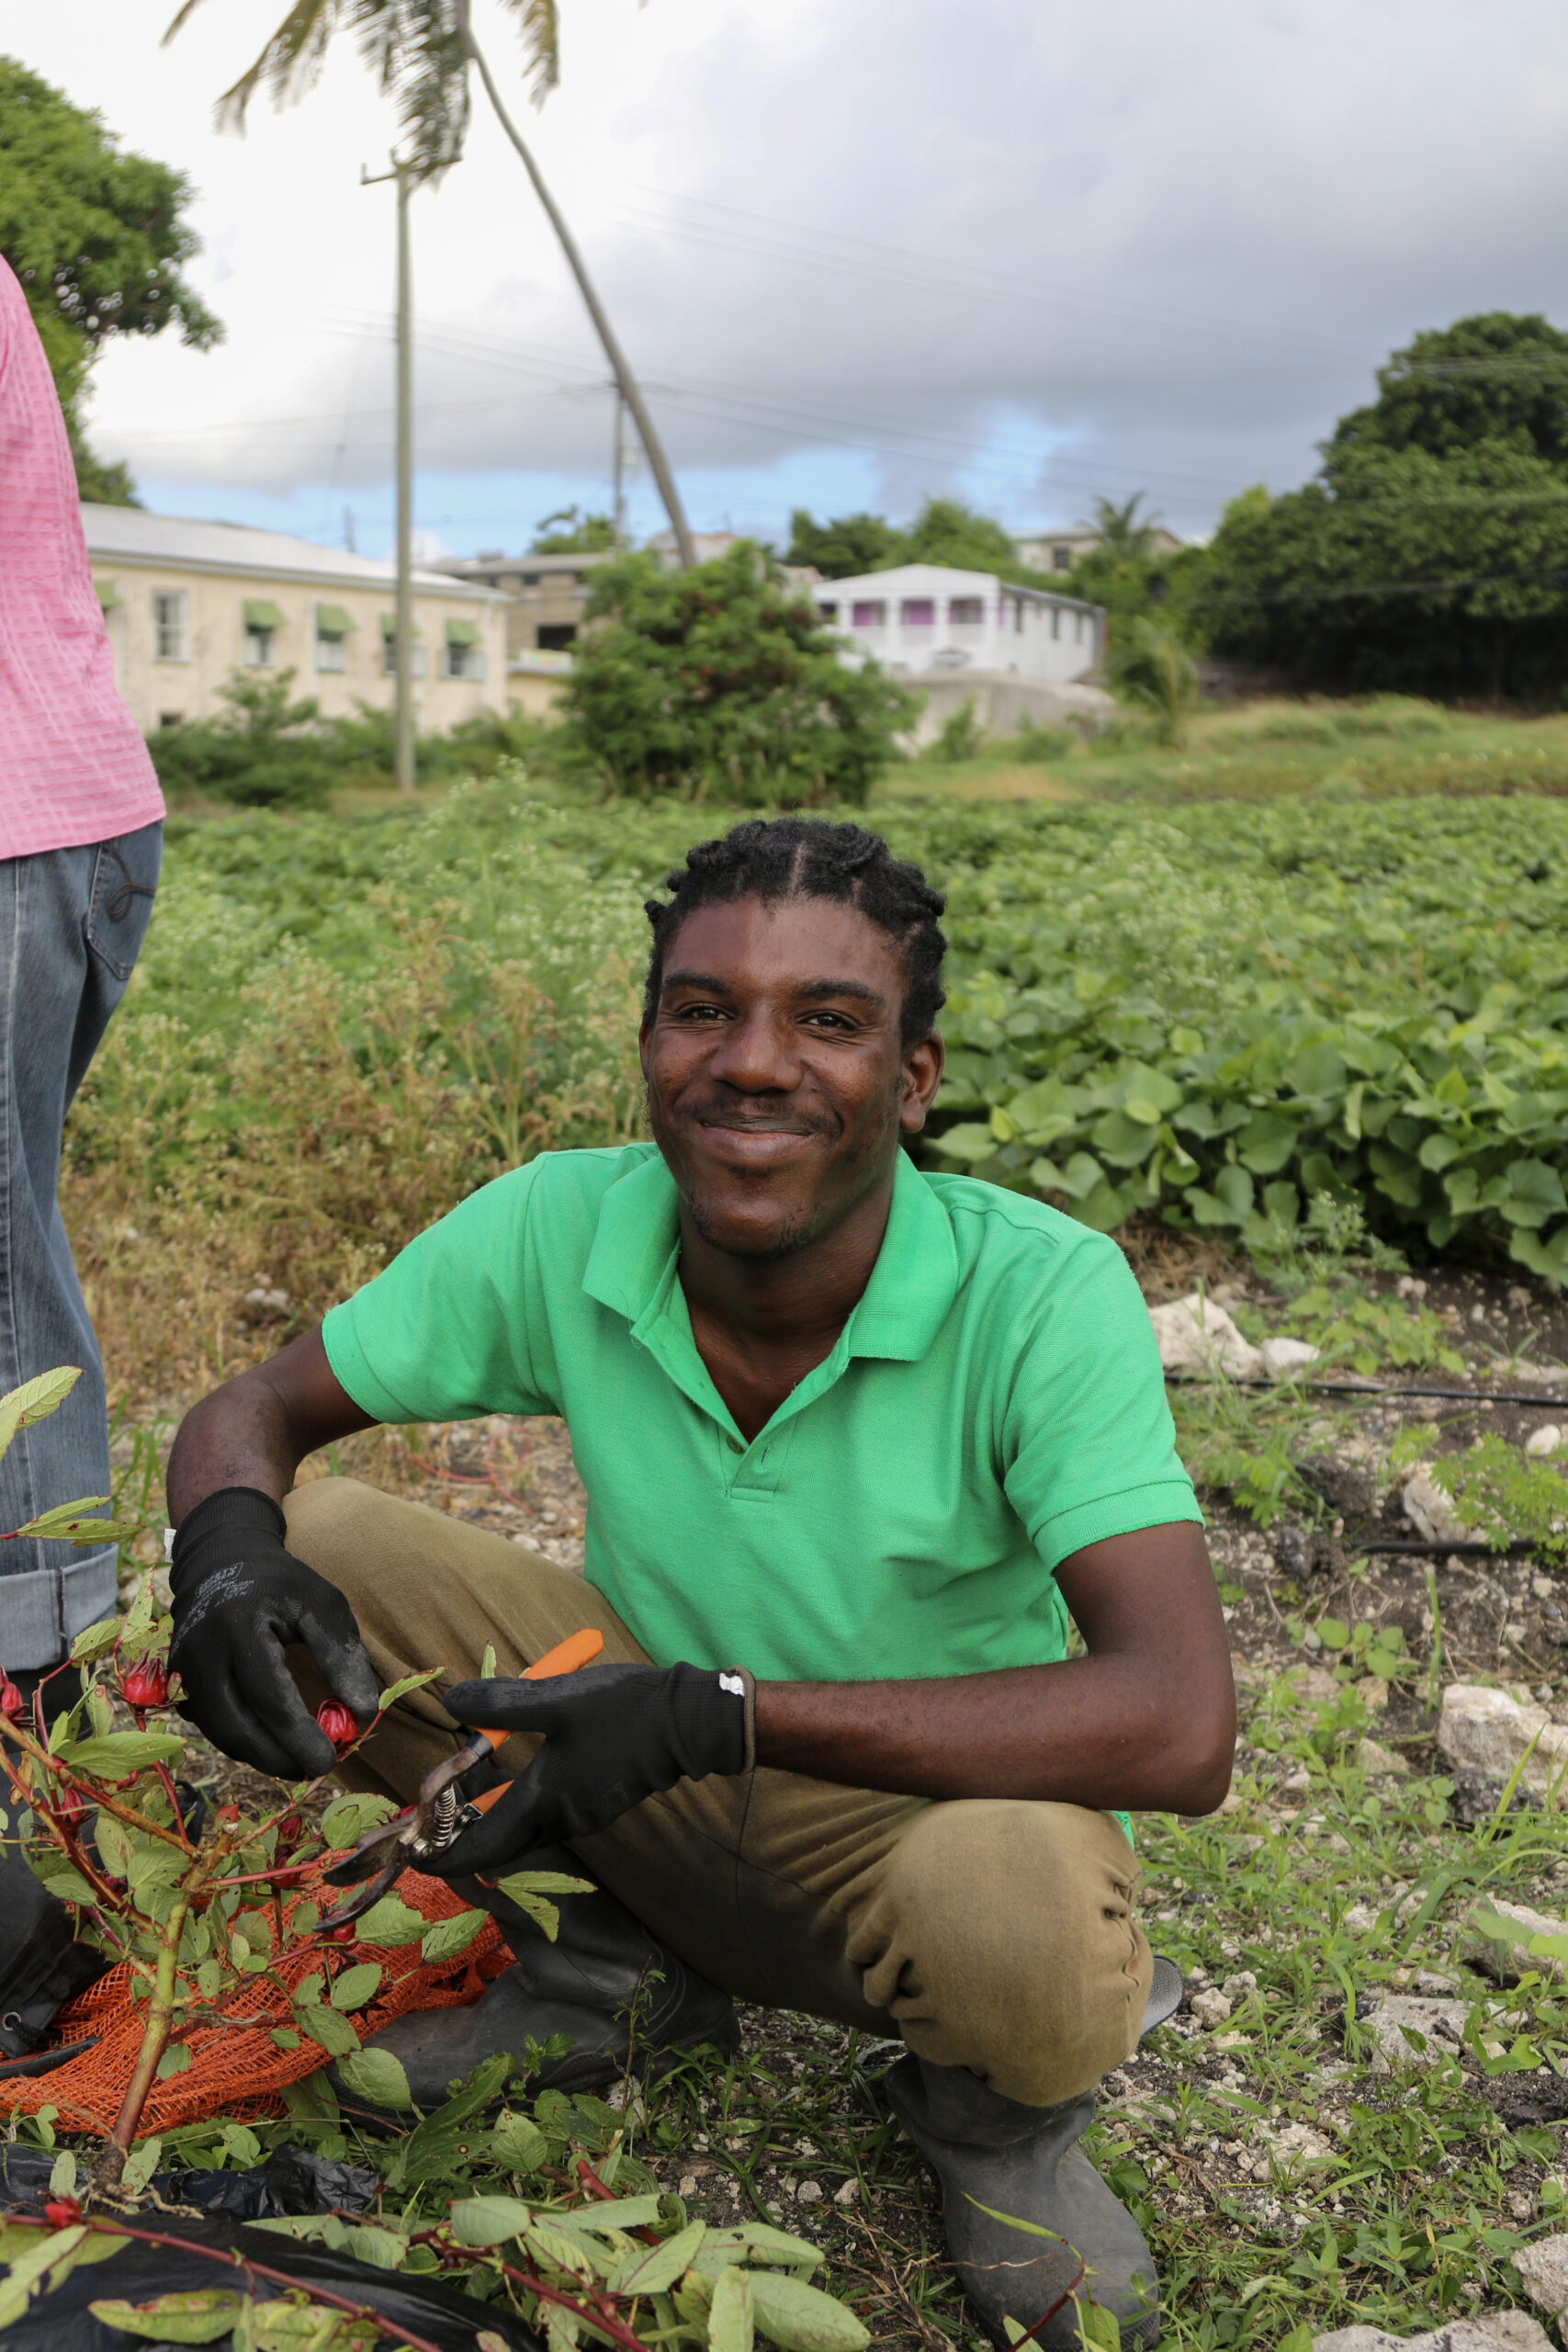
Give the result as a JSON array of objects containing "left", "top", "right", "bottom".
[{"left": 0, "top": 254, "right": 164, "bottom": 1710}]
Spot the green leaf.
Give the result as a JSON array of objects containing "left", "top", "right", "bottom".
[
  {"left": 89, "top": 2290, "right": 245, "bottom": 2343},
  {"left": 377, "top": 1667, "right": 445, "bottom": 1709},
  {"left": 319, "top": 1793, "right": 399, "bottom": 1849},
  {"left": 121, "top": 2138, "right": 163, "bottom": 2197},
  {"left": 612, "top": 2217, "right": 707, "bottom": 2297},
  {"left": 49, "top": 2151, "right": 77, "bottom": 2198},
  {"left": 328, "top": 1961, "right": 383, "bottom": 2012},
  {"left": 0, "top": 1367, "right": 82, "bottom": 1460},
  {"left": 268, "top": 2026, "right": 301, "bottom": 2050},
  {"left": 491, "top": 2109, "right": 549, "bottom": 2171},
  {"left": 333, "top": 2045, "right": 413, "bottom": 2111},
  {"left": 491, "top": 1867, "right": 592, "bottom": 1943},
  {"left": 59, "top": 1730, "right": 186, "bottom": 1776},
  {"left": 709, "top": 2263, "right": 755, "bottom": 2352},
  {"left": 292, "top": 2000, "right": 360, "bottom": 2057},
  {"left": 448, "top": 2195, "right": 536, "bottom": 2247},
  {"left": 930, "top": 1121, "right": 1000, "bottom": 1165},
  {"left": 156, "top": 2042, "right": 192, "bottom": 2079},
  {"left": 351, "top": 1891, "right": 428, "bottom": 1947},
  {"left": 748, "top": 2273, "right": 871, "bottom": 2352},
  {"left": 12, "top": 1498, "right": 126, "bottom": 1543},
  {"left": 70, "top": 1617, "right": 123, "bottom": 1665},
  {"left": 419, "top": 1907, "right": 490, "bottom": 1963}
]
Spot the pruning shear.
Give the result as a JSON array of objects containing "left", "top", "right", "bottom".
[{"left": 317, "top": 1625, "right": 604, "bottom": 1932}]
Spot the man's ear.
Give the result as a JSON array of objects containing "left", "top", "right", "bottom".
[
  {"left": 899, "top": 1034, "right": 944, "bottom": 1132},
  {"left": 638, "top": 1016, "right": 654, "bottom": 1082}
]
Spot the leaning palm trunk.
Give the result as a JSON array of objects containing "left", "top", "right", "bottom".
[
  {"left": 453, "top": 1, "right": 694, "bottom": 566},
  {"left": 163, "top": 0, "right": 694, "bottom": 564}
]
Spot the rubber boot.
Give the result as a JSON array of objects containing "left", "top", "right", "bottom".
[
  {"left": 885, "top": 1963, "right": 1177, "bottom": 2350},
  {"left": 337, "top": 1847, "right": 739, "bottom": 2115}
]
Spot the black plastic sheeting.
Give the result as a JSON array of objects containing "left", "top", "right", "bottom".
[{"left": 0, "top": 2146, "right": 545, "bottom": 2352}]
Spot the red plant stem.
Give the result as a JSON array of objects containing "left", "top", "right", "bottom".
[
  {"left": 0, "top": 2214, "right": 448, "bottom": 2352},
  {"left": 491, "top": 2256, "right": 655, "bottom": 2352},
  {"left": 999, "top": 2258, "right": 1089, "bottom": 2348}
]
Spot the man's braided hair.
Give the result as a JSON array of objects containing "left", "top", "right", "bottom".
[{"left": 643, "top": 817, "right": 948, "bottom": 1043}]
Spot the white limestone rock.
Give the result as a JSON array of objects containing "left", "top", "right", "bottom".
[
  {"left": 1314, "top": 2320, "right": 1553, "bottom": 2352},
  {"left": 1148, "top": 1294, "right": 1265, "bottom": 1380},
  {"left": 1516, "top": 2235, "right": 1568, "bottom": 2319},
  {"left": 1438, "top": 1682, "right": 1568, "bottom": 1802}
]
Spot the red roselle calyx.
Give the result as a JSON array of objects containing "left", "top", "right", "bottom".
[
  {"left": 0, "top": 1671, "right": 22, "bottom": 1724},
  {"left": 316, "top": 1699, "right": 357, "bottom": 1750},
  {"left": 120, "top": 1657, "right": 168, "bottom": 1712},
  {"left": 275, "top": 1809, "right": 303, "bottom": 1849},
  {"left": 44, "top": 2197, "right": 82, "bottom": 2227}
]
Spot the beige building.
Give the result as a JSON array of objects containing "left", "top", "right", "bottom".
[
  {"left": 1013, "top": 523, "right": 1185, "bottom": 575},
  {"left": 83, "top": 506, "right": 508, "bottom": 736}
]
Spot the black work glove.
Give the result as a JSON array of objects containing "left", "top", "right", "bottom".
[
  {"left": 168, "top": 1487, "right": 379, "bottom": 1780},
  {"left": 426, "top": 1661, "right": 750, "bottom": 1878}
]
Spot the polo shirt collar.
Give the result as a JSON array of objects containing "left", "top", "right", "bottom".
[{"left": 581, "top": 1145, "right": 958, "bottom": 1373}]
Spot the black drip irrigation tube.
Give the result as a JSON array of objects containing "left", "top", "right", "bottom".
[
  {"left": 1164, "top": 1373, "right": 1568, "bottom": 1560},
  {"left": 1166, "top": 1374, "right": 1568, "bottom": 1409}
]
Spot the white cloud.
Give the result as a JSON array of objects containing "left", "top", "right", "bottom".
[{"left": 14, "top": 0, "right": 1568, "bottom": 550}]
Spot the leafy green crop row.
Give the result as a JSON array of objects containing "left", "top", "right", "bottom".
[
  {"left": 918, "top": 795, "right": 1568, "bottom": 1278},
  {"left": 98, "top": 781, "right": 1568, "bottom": 1282}
]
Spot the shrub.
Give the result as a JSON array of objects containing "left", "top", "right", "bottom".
[
  {"left": 553, "top": 545, "right": 918, "bottom": 804},
  {"left": 1106, "top": 621, "right": 1199, "bottom": 748},
  {"left": 924, "top": 696, "right": 985, "bottom": 763}
]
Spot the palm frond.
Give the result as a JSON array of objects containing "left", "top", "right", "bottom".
[
  {"left": 500, "top": 0, "right": 560, "bottom": 105},
  {"left": 203, "top": 0, "right": 344, "bottom": 131},
  {"left": 389, "top": 5, "right": 471, "bottom": 177}
]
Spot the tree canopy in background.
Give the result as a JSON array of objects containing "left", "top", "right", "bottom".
[
  {"left": 784, "top": 495, "right": 1023, "bottom": 579},
  {"left": 556, "top": 542, "right": 918, "bottom": 803},
  {"left": 530, "top": 504, "right": 616, "bottom": 553},
  {"left": 1202, "top": 312, "right": 1568, "bottom": 701},
  {"left": 0, "top": 55, "right": 222, "bottom": 503}
]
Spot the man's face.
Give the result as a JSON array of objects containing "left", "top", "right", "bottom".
[{"left": 640, "top": 894, "right": 943, "bottom": 1261}]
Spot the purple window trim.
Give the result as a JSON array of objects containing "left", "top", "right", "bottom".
[
  {"left": 900, "top": 598, "right": 936, "bottom": 626},
  {"left": 852, "top": 601, "right": 886, "bottom": 628}
]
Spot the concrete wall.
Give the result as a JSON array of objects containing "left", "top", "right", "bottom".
[
  {"left": 904, "top": 670, "right": 1115, "bottom": 749},
  {"left": 90, "top": 562, "right": 506, "bottom": 734}
]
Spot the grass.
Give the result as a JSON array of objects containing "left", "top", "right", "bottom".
[{"left": 878, "top": 695, "right": 1568, "bottom": 808}]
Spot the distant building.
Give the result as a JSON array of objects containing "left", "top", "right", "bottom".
[
  {"left": 814, "top": 563, "right": 1111, "bottom": 744},
  {"left": 431, "top": 548, "right": 615, "bottom": 710},
  {"left": 1013, "top": 523, "right": 1184, "bottom": 574},
  {"left": 84, "top": 506, "right": 507, "bottom": 735}
]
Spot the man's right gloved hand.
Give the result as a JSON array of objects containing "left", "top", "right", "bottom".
[{"left": 167, "top": 1487, "right": 379, "bottom": 1779}]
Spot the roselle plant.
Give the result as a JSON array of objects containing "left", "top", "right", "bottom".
[{"left": 0, "top": 1369, "right": 554, "bottom": 2203}]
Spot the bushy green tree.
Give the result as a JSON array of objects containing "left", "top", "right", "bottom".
[
  {"left": 0, "top": 57, "right": 221, "bottom": 503},
  {"left": 146, "top": 672, "right": 339, "bottom": 807},
  {"left": 1202, "top": 312, "right": 1568, "bottom": 699},
  {"left": 784, "top": 507, "right": 907, "bottom": 576},
  {"left": 556, "top": 543, "right": 918, "bottom": 803},
  {"left": 899, "top": 496, "right": 1017, "bottom": 572},
  {"left": 531, "top": 504, "right": 615, "bottom": 553}
]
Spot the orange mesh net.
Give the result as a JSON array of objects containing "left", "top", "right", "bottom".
[{"left": 7, "top": 1864, "right": 512, "bottom": 2136}]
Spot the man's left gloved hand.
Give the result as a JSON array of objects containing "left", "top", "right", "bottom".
[{"left": 425, "top": 1660, "right": 750, "bottom": 1878}]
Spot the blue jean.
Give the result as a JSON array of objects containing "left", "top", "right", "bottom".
[{"left": 0, "top": 822, "right": 161, "bottom": 1668}]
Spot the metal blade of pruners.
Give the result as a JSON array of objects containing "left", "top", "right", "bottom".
[{"left": 317, "top": 1625, "right": 604, "bottom": 1930}]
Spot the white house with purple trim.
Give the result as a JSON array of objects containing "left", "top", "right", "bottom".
[{"left": 811, "top": 563, "right": 1105, "bottom": 684}]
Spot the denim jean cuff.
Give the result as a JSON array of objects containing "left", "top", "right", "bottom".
[{"left": 0, "top": 1548, "right": 118, "bottom": 1670}]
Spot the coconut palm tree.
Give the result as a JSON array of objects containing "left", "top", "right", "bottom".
[
  {"left": 1082, "top": 492, "right": 1159, "bottom": 565},
  {"left": 163, "top": 0, "right": 695, "bottom": 563}
]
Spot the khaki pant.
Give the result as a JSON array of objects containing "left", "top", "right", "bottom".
[{"left": 284, "top": 1478, "right": 1153, "bottom": 2108}]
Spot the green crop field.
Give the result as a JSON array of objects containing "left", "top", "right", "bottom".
[{"left": 40, "top": 752, "right": 1568, "bottom": 2350}]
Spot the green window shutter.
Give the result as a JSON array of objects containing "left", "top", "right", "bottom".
[
  {"left": 314, "top": 604, "right": 354, "bottom": 637},
  {"left": 243, "top": 599, "right": 287, "bottom": 629},
  {"left": 379, "top": 613, "right": 423, "bottom": 637},
  {"left": 444, "top": 618, "right": 482, "bottom": 646},
  {"left": 95, "top": 579, "right": 122, "bottom": 612}
]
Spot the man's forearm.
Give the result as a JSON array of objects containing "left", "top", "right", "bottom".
[
  {"left": 752, "top": 1652, "right": 1232, "bottom": 1815},
  {"left": 166, "top": 1329, "right": 376, "bottom": 1524}
]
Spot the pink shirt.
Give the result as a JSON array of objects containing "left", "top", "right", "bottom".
[{"left": 0, "top": 255, "right": 164, "bottom": 859}]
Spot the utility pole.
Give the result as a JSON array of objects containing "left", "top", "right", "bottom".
[
  {"left": 612, "top": 390, "right": 626, "bottom": 551},
  {"left": 454, "top": 0, "right": 695, "bottom": 567},
  {"left": 363, "top": 158, "right": 417, "bottom": 792}
]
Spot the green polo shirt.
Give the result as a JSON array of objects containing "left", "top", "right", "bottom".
[{"left": 321, "top": 1145, "right": 1200, "bottom": 1690}]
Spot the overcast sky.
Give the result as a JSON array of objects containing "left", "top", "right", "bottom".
[{"left": 11, "top": 0, "right": 1568, "bottom": 560}]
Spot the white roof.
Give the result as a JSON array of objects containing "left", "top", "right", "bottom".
[
  {"left": 815, "top": 562, "right": 1098, "bottom": 610},
  {"left": 81, "top": 505, "right": 504, "bottom": 600}
]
